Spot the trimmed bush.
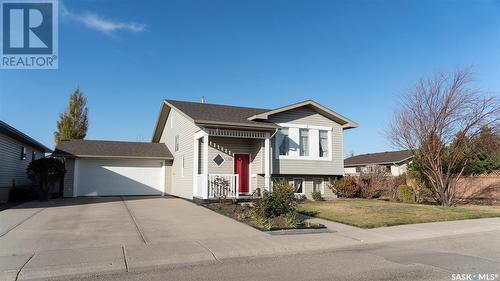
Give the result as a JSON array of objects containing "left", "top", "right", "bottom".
[
  {"left": 329, "top": 177, "right": 360, "bottom": 198},
  {"left": 252, "top": 181, "right": 297, "bottom": 220},
  {"left": 311, "top": 191, "right": 323, "bottom": 201},
  {"left": 398, "top": 185, "right": 415, "bottom": 203}
]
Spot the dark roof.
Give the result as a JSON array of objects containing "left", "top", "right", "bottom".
[
  {"left": 0, "top": 120, "right": 51, "bottom": 152},
  {"left": 344, "top": 150, "right": 413, "bottom": 166},
  {"left": 165, "top": 100, "right": 279, "bottom": 129},
  {"left": 53, "top": 139, "right": 172, "bottom": 159}
]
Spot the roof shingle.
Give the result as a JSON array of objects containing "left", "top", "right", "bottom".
[
  {"left": 53, "top": 139, "right": 172, "bottom": 159},
  {"left": 344, "top": 150, "right": 413, "bottom": 166},
  {"left": 165, "top": 100, "right": 278, "bottom": 129}
]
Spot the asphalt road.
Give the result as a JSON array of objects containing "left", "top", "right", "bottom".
[{"left": 57, "top": 230, "right": 500, "bottom": 281}]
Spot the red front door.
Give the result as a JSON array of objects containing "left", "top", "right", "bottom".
[{"left": 234, "top": 154, "right": 250, "bottom": 193}]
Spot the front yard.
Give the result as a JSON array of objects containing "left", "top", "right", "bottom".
[{"left": 299, "top": 199, "right": 500, "bottom": 228}]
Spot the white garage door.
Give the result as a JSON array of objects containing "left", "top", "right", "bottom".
[{"left": 76, "top": 159, "right": 164, "bottom": 196}]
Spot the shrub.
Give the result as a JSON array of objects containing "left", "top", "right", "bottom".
[
  {"left": 27, "top": 158, "right": 65, "bottom": 201},
  {"left": 311, "top": 191, "right": 323, "bottom": 201},
  {"left": 284, "top": 213, "right": 303, "bottom": 228},
  {"left": 398, "top": 185, "right": 415, "bottom": 203},
  {"left": 252, "top": 181, "right": 297, "bottom": 221},
  {"left": 328, "top": 177, "right": 359, "bottom": 198}
]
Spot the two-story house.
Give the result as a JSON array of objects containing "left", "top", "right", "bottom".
[{"left": 54, "top": 99, "right": 357, "bottom": 200}]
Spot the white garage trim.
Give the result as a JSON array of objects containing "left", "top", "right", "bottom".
[
  {"left": 73, "top": 158, "right": 79, "bottom": 198},
  {"left": 75, "top": 158, "right": 166, "bottom": 196}
]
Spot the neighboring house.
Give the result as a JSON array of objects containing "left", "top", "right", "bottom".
[
  {"left": 0, "top": 121, "right": 51, "bottom": 203},
  {"left": 54, "top": 99, "right": 357, "bottom": 200},
  {"left": 344, "top": 150, "right": 413, "bottom": 176}
]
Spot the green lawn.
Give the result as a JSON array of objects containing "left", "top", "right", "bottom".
[{"left": 299, "top": 199, "right": 500, "bottom": 228}]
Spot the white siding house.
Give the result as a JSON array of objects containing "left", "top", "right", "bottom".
[{"left": 0, "top": 121, "right": 51, "bottom": 202}]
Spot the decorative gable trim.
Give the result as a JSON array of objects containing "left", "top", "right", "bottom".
[{"left": 247, "top": 100, "right": 358, "bottom": 129}]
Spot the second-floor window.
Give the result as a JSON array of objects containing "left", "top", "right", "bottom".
[
  {"left": 279, "top": 128, "right": 289, "bottom": 156},
  {"left": 174, "top": 135, "right": 179, "bottom": 152},
  {"left": 319, "top": 130, "right": 328, "bottom": 157},
  {"left": 276, "top": 124, "right": 332, "bottom": 160},
  {"left": 299, "top": 129, "right": 309, "bottom": 156}
]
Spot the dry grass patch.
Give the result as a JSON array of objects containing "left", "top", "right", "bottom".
[{"left": 299, "top": 199, "right": 500, "bottom": 228}]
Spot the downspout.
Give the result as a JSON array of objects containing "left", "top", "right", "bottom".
[{"left": 270, "top": 128, "right": 279, "bottom": 139}]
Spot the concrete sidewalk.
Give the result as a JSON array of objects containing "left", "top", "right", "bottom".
[{"left": 2, "top": 216, "right": 499, "bottom": 280}]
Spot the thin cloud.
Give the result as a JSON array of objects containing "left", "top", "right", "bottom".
[{"left": 62, "top": 4, "right": 145, "bottom": 34}]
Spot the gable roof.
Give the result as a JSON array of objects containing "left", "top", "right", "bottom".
[
  {"left": 0, "top": 120, "right": 51, "bottom": 152},
  {"left": 53, "top": 139, "right": 172, "bottom": 159},
  {"left": 166, "top": 99, "right": 278, "bottom": 129},
  {"left": 152, "top": 99, "right": 358, "bottom": 142},
  {"left": 344, "top": 150, "right": 413, "bottom": 166},
  {"left": 248, "top": 100, "right": 358, "bottom": 129}
]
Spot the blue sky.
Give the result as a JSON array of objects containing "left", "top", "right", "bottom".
[{"left": 1, "top": 0, "right": 499, "bottom": 156}]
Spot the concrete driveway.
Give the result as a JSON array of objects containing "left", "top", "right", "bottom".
[
  {"left": 0, "top": 196, "right": 264, "bottom": 255},
  {"left": 1, "top": 196, "right": 499, "bottom": 280}
]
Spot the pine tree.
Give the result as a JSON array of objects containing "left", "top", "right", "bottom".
[{"left": 54, "top": 87, "right": 89, "bottom": 144}]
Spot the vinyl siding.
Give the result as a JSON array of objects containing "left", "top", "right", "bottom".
[
  {"left": 268, "top": 106, "right": 344, "bottom": 175},
  {"left": 207, "top": 137, "right": 264, "bottom": 193},
  {"left": 159, "top": 107, "right": 200, "bottom": 199},
  {"left": 63, "top": 158, "right": 75, "bottom": 197},
  {"left": 0, "top": 132, "right": 44, "bottom": 188}
]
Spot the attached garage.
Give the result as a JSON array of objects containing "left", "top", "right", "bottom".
[
  {"left": 53, "top": 140, "right": 173, "bottom": 197},
  {"left": 76, "top": 159, "right": 165, "bottom": 196}
]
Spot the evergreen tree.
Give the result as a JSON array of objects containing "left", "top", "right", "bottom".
[{"left": 54, "top": 87, "right": 88, "bottom": 144}]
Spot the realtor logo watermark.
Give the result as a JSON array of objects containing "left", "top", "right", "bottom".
[{"left": 1, "top": 0, "right": 58, "bottom": 69}]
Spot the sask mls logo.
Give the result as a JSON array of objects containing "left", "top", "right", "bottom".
[{"left": 1, "top": 0, "right": 58, "bottom": 69}]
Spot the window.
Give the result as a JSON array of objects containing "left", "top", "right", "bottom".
[
  {"left": 313, "top": 178, "right": 324, "bottom": 194},
  {"left": 293, "top": 178, "right": 304, "bottom": 194},
  {"left": 278, "top": 128, "right": 289, "bottom": 156},
  {"left": 32, "top": 151, "right": 36, "bottom": 161},
  {"left": 299, "top": 129, "right": 309, "bottom": 156},
  {"left": 174, "top": 135, "right": 179, "bottom": 152},
  {"left": 355, "top": 166, "right": 361, "bottom": 173},
  {"left": 170, "top": 117, "right": 174, "bottom": 128},
  {"left": 275, "top": 124, "right": 332, "bottom": 160},
  {"left": 213, "top": 154, "right": 225, "bottom": 166},
  {"left": 319, "top": 130, "right": 328, "bottom": 157},
  {"left": 20, "top": 147, "right": 26, "bottom": 160},
  {"left": 272, "top": 177, "right": 285, "bottom": 187}
]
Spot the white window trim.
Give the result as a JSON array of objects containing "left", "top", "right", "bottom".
[
  {"left": 213, "top": 154, "right": 225, "bottom": 167},
  {"left": 292, "top": 177, "right": 305, "bottom": 195},
  {"left": 276, "top": 123, "right": 333, "bottom": 161},
  {"left": 312, "top": 177, "right": 325, "bottom": 194}
]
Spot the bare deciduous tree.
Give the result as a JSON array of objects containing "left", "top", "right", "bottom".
[{"left": 388, "top": 68, "right": 499, "bottom": 206}]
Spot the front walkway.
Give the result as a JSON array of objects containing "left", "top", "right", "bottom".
[{"left": 1, "top": 197, "right": 499, "bottom": 280}]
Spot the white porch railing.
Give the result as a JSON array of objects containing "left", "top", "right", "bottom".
[{"left": 208, "top": 174, "right": 239, "bottom": 199}]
